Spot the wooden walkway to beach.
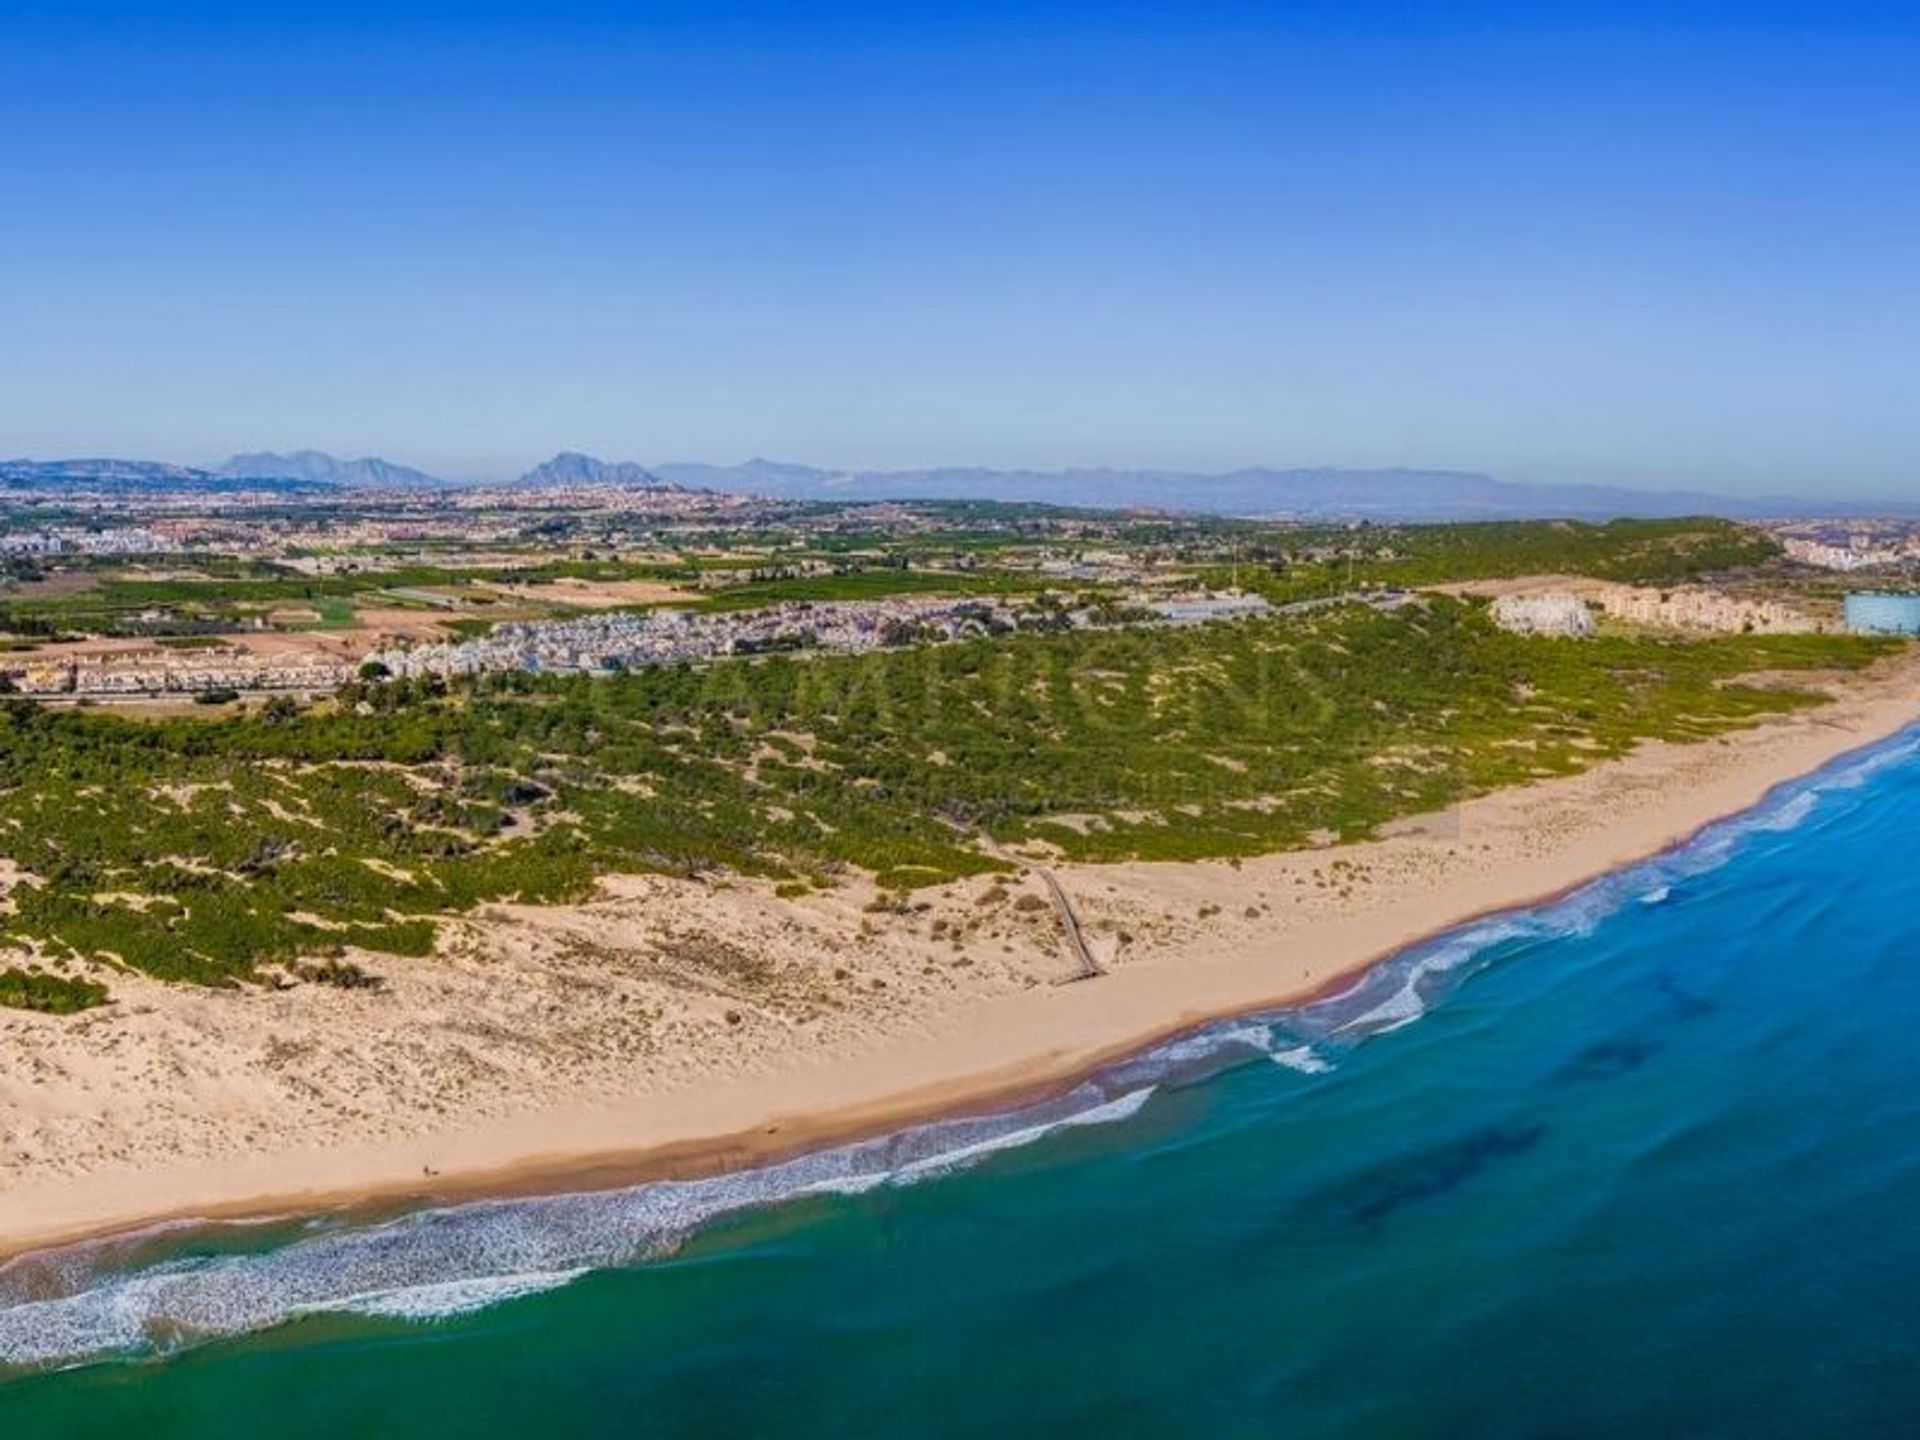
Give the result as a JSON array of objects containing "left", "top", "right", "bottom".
[
  {"left": 1033, "top": 863, "right": 1103, "bottom": 982},
  {"left": 971, "top": 830, "right": 1104, "bottom": 983}
]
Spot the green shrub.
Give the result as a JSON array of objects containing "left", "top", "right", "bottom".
[{"left": 0, "top": 967, "right": 109, "bottom": 1014}]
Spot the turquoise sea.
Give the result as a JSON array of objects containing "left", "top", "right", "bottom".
[{"left": 6, "top": 726, "right": 1920, "bottom": 1436}]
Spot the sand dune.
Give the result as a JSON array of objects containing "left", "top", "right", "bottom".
[{"left": 2, "top": 649, "right": 1917, "bottom": 1257}]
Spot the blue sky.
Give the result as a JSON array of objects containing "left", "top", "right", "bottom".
[{"left": 2, "top": 1, "right": 1916, "bottom": 494}]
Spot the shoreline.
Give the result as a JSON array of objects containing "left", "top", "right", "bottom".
[{"left": 4, "top": 657, "right": 1918, "bottom": 1263}]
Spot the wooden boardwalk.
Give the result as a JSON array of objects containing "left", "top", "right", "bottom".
[
  {"left": 1034, "top": 862, "right": 1103, "bottom": 982},
  {"left": 972, "top": 831, "right": 1104, "bottom": 982}
]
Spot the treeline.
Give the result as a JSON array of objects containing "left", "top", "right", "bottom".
[{"left": 1211, "top": 518, "right": 1780, "bottom": 600}]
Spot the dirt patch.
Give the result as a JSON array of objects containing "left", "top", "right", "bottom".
[{"left": 485, "top": 578, "right": 695, "bottom": 609}]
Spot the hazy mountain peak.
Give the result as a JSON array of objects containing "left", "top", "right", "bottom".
[
  {"left": 517, "top": 452, "right": 671, "bottom": 489},
  {"left": 217, "top": 450, "right": 449, "bottom": 489},
  {"left": 1, "top": 456, "right": 211, "bottom": 484},
  {"left": 646, "top": 460, "right": 1817, "bottom": 521},
  {"left": 653, "top": 458, "right": 833, "bottom": 490},
  {"left": 0, "top": 456, "right": 331, "bottom": 495}
]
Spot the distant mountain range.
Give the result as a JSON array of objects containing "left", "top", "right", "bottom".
[
  {"left": 648, "top": 460, "right": 1885, "bottom": 522},
  {"left": 217, "top": 449, "right": 676, "bottom": 491},
  {"left": 0, "top": 452, "right": 1906, "bottom": 520},
  {"left": 0, "top": 457, "right": 326, "bottom": 495},
  {"left": 216, "top": 450, "right": 446, "bottom": 490}
]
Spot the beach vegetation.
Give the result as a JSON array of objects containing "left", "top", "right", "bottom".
[
  {"left": 0, "top": 967, "right": 109, "bottom": 1014},
  {"left": 0, "top": 600, "right": 1891, "bottom": 1008}
]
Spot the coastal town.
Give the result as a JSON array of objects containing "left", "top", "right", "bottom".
[
  {"left": 0, "top": 591, "right": 1273, "bottom": 698},
  {"left": 4, "top": 477, "right": 1920, "bottom": 699}
]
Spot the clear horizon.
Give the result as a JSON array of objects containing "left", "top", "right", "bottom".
[
  {"left": 10, "top": 447, "right": 1919, "bottom": 506},
  {"left": 4, "top": 2, "right": 1917, "bottom": 498}
]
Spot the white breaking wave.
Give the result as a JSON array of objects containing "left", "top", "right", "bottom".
[
  {"left": 1293, "top": 723, "right": 1920, "bottom": 1050},
  {"left": 0, "top": 1083, "right": 1156, "bottom": 1373},
  {"left": 880, "top": 1088, "right": 1153, "bottom": 1188},
  {"left": 1150, "top": 1023, "right": 1279, "bottom": 1067},
  {"left": 1808, "top": 732, "right": 1920, "bottom": 792},
  {"left": 790, "top": 1087, "right": 1155, "bottom": 1199},
  {"left": 1335, "top": 983, "right": 1428, "bottom": 1038},
  {"left": 1743, "top": 789, "right": 1820, "bottom": 834},
  {"left": 1269, "top": 1046, "right": 1333, "bottom": 1075},
  {"left": 1321, "top": 917, "right": 1530, "bottom": 1040},
  {"left": 301, "top": 1269, "right": 589, "bottom": 1322}
]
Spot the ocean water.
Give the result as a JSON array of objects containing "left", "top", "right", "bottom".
[{"left": 7, "top": 726, "right": 1920, "bottom": 1436}]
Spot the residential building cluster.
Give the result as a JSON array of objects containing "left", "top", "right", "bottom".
[
  {"left": 0, "top": 526, "right": 171, "bottom": 556},
  {"left": 7, "top": 651, "right": 352, "bottom": 697},
  {"left": 1490, "top": 594, "right": 1595, "bottom": 636},
  {"left": 1489, "top": 582, "right": 1822, "bottom": 637},
  {"left": 1769, "top": 519, "right": 1920, "bottom": 573},
  {"left": 1781, "top": 537, "right": 1903, "bottom": 572},
  {"left": 1593, "top": 585, "right": 1820, "bottom": 634},
  {"left": 371, "top": 597, "right": 1029, "bottom": 680},
  {"left": 371, "top": 592, "right": 1275, "bottom": 681}
]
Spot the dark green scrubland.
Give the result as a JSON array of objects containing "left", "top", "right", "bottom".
[{"left": 0, "top": 594, "right": 1891, "bottom": 1010}]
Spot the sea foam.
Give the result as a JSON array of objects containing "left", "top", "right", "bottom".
[{"left": 0, "top": 1083, "right": 1156, "bottom": 1373}]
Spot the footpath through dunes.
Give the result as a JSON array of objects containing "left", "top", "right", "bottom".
[
  {"left": 1035, "top": 864, "right": 1102, "bottom": 981},
  {"left": 2, "top": 642, "right": 1917, "bottom": 1260},
  {"left": 972, "top": 831, "right": 1104, "bottom": 981}
]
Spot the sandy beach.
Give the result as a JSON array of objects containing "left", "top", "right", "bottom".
[{"left": 4, "top": 647, "right": 1917, "bottom": 1260}]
